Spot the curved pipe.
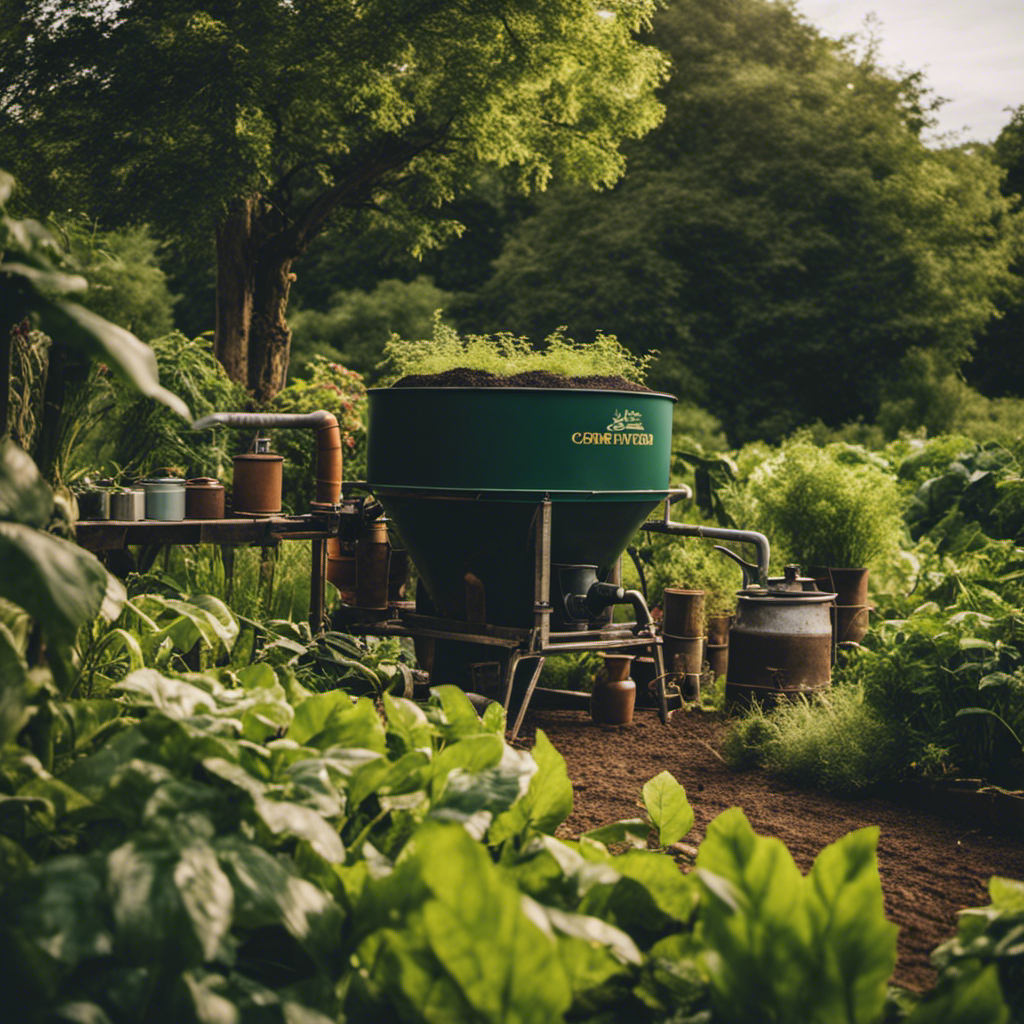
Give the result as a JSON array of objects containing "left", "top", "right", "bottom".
[{"left": 191, "top": 410, "right": 343, "bottom": 506}]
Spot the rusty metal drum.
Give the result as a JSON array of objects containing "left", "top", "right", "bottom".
[{"left": 725, "top": 587, "right": 837, "bottom": 707}]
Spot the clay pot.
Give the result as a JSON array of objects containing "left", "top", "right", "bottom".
[
  {"left": 807, "top": 566, "right": 869, "bottom": 606},
  {"left": 590, "top": 653, "right": 636, "bottom": 725},
  {"left": 599, "top": 652, "right": 635, "bottom": 682},
  {"left": 836, "top": 604, "right": 870, "bottom": 644},
  {"left": 662, "top": 588, "right": 705, "bottom": 637},
  {"left": 591, "top": 678, "right": 636, "bottom": 725}
]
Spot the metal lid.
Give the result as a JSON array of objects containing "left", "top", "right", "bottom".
[
  {"left": 141, "top": 477, "right": 185, "bottom": 486},
  {"left": 186, "top": 477, "right": 223, "bottom": 488}
]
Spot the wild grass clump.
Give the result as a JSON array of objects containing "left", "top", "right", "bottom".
[
  {"left": 376, "top": 313, "right": 655, "bottom": 385},
  {"left": 721, "top": 683, "right": 902, "bottom": 794}
]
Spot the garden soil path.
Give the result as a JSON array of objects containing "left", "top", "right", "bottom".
[{"left": 515, "top": 706, "right": 1024, "bottom": 994}]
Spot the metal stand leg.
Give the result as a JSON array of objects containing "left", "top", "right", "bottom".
[
  {"left": 310, "top": 537, "right": 327, "bottom": 633},
  {"left": 652, "top": 640, "right": 669, "bottom": 724},
  {"left": 509, "top": 655, "right": 546, "bottom": 742}
]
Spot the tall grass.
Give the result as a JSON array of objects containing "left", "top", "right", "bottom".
[
  {"left": 721, "top": 683, "right": 902, "bottom": 794},
  {"left": 162, "top": 541, "right": 314, "bottom": 623}
]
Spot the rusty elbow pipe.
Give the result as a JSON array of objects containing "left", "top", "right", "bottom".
[{"left": 191, "top": 410, "right": 343, "bottom": 506}]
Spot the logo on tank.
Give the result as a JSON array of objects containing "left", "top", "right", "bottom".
[{"left": 572, "top": 409, "right": 654, "bottom": 446}]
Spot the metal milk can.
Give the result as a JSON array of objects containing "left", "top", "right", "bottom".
[{"left": 722, "top": 563, "right": 837, "bottom": 706}]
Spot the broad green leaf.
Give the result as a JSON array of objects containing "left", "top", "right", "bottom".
[
  {"left": 19, "top": 777, "right": 93, "bottom": 824},
  {"left": 182, "top": 594, "right": 239, "bottom": 653},
  {"left": 414, "top": 823, "right": 573, "bottom": 1023},
  {"left": 107, "top": 835, "right": 232, "bottom": 966},
  {"left": 695, "top": 808, "right": 811, "bottom": 1022},
  {"left": 0, "top": 438, "right": 52, "bottom": 527},
  {"left": 581, "top": 818, "right": 652, "bottom": 849},
  {"left": 642, "top": 771, "right": 694, "bottom": 846},
  {"left": 531, "top": 899, "right": 642, "bottom": 966},
  {"left": 14, "top": 855, "right": 113, "bottom": 964},
  {"left": 254, "top": 796, "right": 345, "bottom": 862},
  {"left": 0, "top": 524, "right": 109, "bottom": 644},
  {"left": 904, "top": 963, "right": 1010, "bottom": 1024},
  {"left": 348, "top": 750, "right": 429, "bottom": 808},
  {"left": 429, "top": 747, "right": 536, "bottom": 839},
  {"left": 382, "top": 693, "right": 435, "bottom": 752},
  {"left": 36, "top": 299, "right": 190, "bottom": 420},
  {"left": 114, "top": 670, "right": 218, "bottom": 718},
  {"left": 430, "top": 734, "right": 505, "bottom": 796},
  {"left": 804, "top": 827, "right": 898, "bottom": 1024},
  {"left": 216, "top": 837, "right": 342, "bottom": 954},
  {"left": 287, "top": 690, "right": 354, "bottom": 745},
  {"left": 990, "top": 875, "right": 1024, "bottom": 912},
  {"left": 430, "top": 685, "right": 487, "bottom": 739},
  {"left": 488, "top": 729, "right": 569, "bottom": 844}
]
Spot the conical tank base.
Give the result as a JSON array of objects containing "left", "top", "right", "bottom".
[{"left": 377, "top": 492, "right": 662, "bottom": 629}]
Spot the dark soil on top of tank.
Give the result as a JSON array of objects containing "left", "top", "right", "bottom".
[
  {"left": 391, "top": 367, "right": 653, "bottom": 392},
  {"left": 513, "top": 705, "right": 1024, "bottom": 995}
]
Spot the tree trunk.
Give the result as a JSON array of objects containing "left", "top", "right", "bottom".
[
  {"left": 214, "top": 196, "right": 256, "bottom": 387},
  {"left": 214, "top": 195, "right": 295, "bottom": 403},
  {"left": 248, "top": 255, "right": 294, "bottom": 402}
]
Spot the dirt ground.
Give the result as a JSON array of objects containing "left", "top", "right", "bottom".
[{"left": 515, "top": 705, "right": 1024, "bottom": 994}]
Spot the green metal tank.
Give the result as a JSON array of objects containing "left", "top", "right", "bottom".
[{"left": 365, "top": 386, "right": 675, "bottom": 628}]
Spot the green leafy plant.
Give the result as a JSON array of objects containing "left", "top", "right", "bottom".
[
  {"left": 377, "top": 314, "right": 656, "bottom": 386},
  {"left": 270, "top": 354, "right": 368, "bottom": 505},
  {"left": 745, "top": 437, "right": 904, "bottom": 570}
]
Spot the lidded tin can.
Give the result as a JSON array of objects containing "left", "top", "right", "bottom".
[
  {"left": 185, "top": 477, "right": 225, "bottom": 519},
  {"left": 109, "top": 488, "right": 145, "bottom": 521},
  {"left": 232, "top": 438, "right": 283, "bottom": 516},
  {"left": 141, "top": 477, "right": 186, "bottom": 520}
]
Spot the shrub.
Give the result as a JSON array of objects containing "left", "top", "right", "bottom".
[{"left": 744, "top": 437, "right": 904, "bottom": 570}]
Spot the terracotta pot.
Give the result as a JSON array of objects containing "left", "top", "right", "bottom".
[
  {"left": 590, "top": 677, "right": 636, "bottom": 725},
  {"left": 836, "top": 604, "right": 870, "bottom": 644},
  {"left": 662, "top": 588, "right": 705, "bottom": 637},
  {"left": 599, "top": 652, "right": 635, "bottom": 682},
  {"left": 807, "top": 566, "right": 869, "bottom": 606}
]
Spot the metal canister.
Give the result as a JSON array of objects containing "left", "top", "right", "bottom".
[
  {"left": 77, "top": 487, "right": 110, "bottom": 520},
  {"left": 232, "top": 438, "right": 283, "bottom": 516},
  {"left": 141, "top": 477, "right": 186, "bottom": 520},
  {"left": 185, "top": 477, "right": 226, "bottom": 519},
  {"left": 356, "top": 518, "right": 391, "bottom": 609},
  {"left": 109, "top": 488, "right": 145, "bottom": 521},
  {"left": 725, "top": 583, "right": 837, "bottom": 707}
]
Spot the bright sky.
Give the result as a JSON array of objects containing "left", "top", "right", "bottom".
[{"left": 796, "top": 0, "right": 1024, "bottom": 144}]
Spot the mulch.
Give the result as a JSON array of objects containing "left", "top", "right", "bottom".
[{"left": 515, "top": 705, "right": 1024, "bottom": 994}]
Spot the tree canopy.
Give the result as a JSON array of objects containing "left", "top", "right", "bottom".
[
  {"left": 457, "top": 0, "right": 1024, "bottom": 440},
  {"left": 2, "top": 0, "right": 668, "bottom": 399}
]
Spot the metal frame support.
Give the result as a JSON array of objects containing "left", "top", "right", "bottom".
[{"left": 532, "top": 497, "right": 552, "bottom": 648}]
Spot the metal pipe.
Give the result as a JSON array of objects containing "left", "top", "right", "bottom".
[
  {"left": 191, "top": 411, "right": 343, "bottom": 506},
  {"left": 643, "top": 489, "right": 771, "bottom": 588}
]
